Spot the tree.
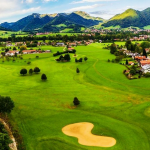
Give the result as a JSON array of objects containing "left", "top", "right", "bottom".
[
  {"left": 20, "top": 46, "right": 27, "bottom": 52},
  {"left": 143, "top": 48, "right": 147, "bottom": 58},
  {"left": 20, "top": 68, "right": 27, "bottom": 75},
  {"left": 84, "top": 57, "right": 88, "bottom": 61},
  {"left": 78, "top": 58, "right": 83, "bottom": 62},
  {"left": 15, "top": 52, "right": 17, "bottom": 57},
  {"left": 130, "top": 69, "right": 136, "bottom": 75},
  {"left": 76, "top": 68, "right": 80, "bottom": 73},
  {"left": 75, "top": 58, "right": 78, "bottom": 63},
  {"left": 0, "top": 123, "right": 12, "bottom": 150},
  {"left": 29, "top": 69, "right": 33, "bottom": 75},
  {"left": 0, "top": 96, "right": 14, "bottom": 113},
  {"left": 126, "top": 59, "right": 128, "bottom": 65},
  {"left": 13, "top": 47, "right": 17, "bottom": 50},
  {"left": 140, "top": 41, "right": 150, "bottom": 50},
  {"left": 110, "top": 43, "right": 117, "bottom": 54},
  {"left": 41, "top": 74, "right": 47, "bottom": 80},
  {"left": 73, "top": 97, "right": 80, "bottom": 106},
  {"left": 34, "top": 67, "right": 40, "bottom": 73}
]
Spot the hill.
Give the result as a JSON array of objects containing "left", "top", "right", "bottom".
[
  {"left": 102, "top": 8, "right": 150, "bottom": 28},
  {"left": 74, "top": 11, "right": 104, "bottom": 21},
  {"left": 0, "top": 12, "right": 104, "bottom": 32}
]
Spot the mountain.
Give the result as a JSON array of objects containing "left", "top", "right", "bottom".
[
  {"left": 0, "top": 26, "right": 11, "bottom": 31},
  {"left": 0, "top": 22, "right": 15, "bottom": 29},
  {"left": 102, "top": 8, "right": 150, "bottom": 28},
  {"left": 40, "top": 14, "right": 84, "bottom": 32},
  {"left": 74, "top": 11, "right": 104, "bottom": 21},
  {"left": 0, "top": 12, "right": 104, "bottom": 32}
]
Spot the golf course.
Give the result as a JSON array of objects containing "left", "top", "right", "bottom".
[{"left": 1, "top": 43, "right": 150, "bottom": 150}]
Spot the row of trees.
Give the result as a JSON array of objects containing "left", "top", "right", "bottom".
[
  {"left": 56, "top": 54, "right": 71, "bottom": 62},
  {"left": 20, "top": 67, "right": 40, "bottom": 75},
  {"left": 0, "top": 30, "right": 150, "bottom": 42},
  {"left": 75, "top": 57, "right": 88, "bottom": 63}
]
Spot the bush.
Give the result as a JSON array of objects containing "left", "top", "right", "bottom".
[
  {"left": 20, "top": 68, "right": 27, "bottom": 75},
  {"left": 41, "top": 74, "right": 47, "bottom": 80},
  {"left": 144, "top": 72, "right": 150, "bottom": 77},
  {"left": 27, "top": 61, "right": 31, "bottom": 65},
  {"left": 29, "top": 69, "right": 33, "bottom": 75},
  {"left": 34, "top": 67, "right": 40, "bottom": 73},
  {"left": 84, "top": 57, "right": 88, "bottom": 61},
  {"left": 76, "top": 68, "right": 80, "bottom": 73},
  {"left": 0, "top": 95, "right": 14, "bottom": 113},
  {"left": 130, "top": 69, "right": 136, "bottom": 75},
  {"left": 78, "top": 58, "right": 83, "bottom": 62},
  {"left": 73, "top": 97, "right": 80, "bottom": 106}
]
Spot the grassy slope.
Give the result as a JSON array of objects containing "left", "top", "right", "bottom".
[
  {"left": 0, "top": 43, "right": 150, "bottom": 150},
  {"left": 110, "top": 9, "right": 138, "bottom": 20}
]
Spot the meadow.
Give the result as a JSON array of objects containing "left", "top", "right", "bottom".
[
  {"left": 1, "top": 43, "right": 150, "bottom": 150},
  {"left": 0, "top": 31, "right": 28, "bottom": 38}
]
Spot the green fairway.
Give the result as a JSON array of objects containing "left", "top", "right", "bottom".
[{"left": 1, "top": 43, "right": 150, "bottom": 150}]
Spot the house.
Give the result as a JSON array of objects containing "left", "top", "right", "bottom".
[
  {"left": 56, "top": 43, "right": 65, "bottom": 46},
  {"left": 45, "top": 50, "right": 51, "bottom": 53},
  {"left": 135, "top": 56, "right": 147, "bottom": 61},
  {"left": 141, "top": 64, "right": 150, "bottom": 73},
  {"left": 145, "top": 48, "right": 150, "bottom": 53},
  {"left": 6, "top": 50, "right": 19, "bottom": 56},
  {"left": 22, "top": 50, "right": 37, "bottom": 54},
  {"left": 69, "top": 43, "right": 77, "bottom": 46},
  {"left": 128, "top": 62, "right": 134, "bottom": 65},
  {"left": 140, "top": 60, "right": 150, "bottom": 66}
]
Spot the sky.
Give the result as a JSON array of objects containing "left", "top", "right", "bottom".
[{"left": 0, "top": 0, "right": 150, "bottom": 23}]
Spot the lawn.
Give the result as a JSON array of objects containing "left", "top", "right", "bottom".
[{"left": 0, "top": 43, "right": 150, "bottom": 150}]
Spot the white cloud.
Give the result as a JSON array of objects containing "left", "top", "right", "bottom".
[
  {"left": 71, "top": 0, "right": 118, "bottom": 4},
  {"left": 43, "top": 0, "right": 58, "bottom": 2},
  {"left": 26, "top": 0, "right": 34, "bottom": 3},
  {"left": 66, "top": 4, "right": 103, "bottom": 12},
  {"left": 0, "top": 6, "right": 41, "bottom": 19}
]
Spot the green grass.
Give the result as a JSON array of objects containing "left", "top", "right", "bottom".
[
  {"left": 144, "top": 25, "right": 150, "bottom": 29},
  {"left": 0, "top": 43, "right": 150, "bottom": 150},
  {"left": 0, "top": 31, "right": 28, "bottom": 38}
]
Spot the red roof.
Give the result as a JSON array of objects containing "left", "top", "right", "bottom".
[
  {"left": 22, "top": 50, "right": 36, "bottom": 53},
  {"left": 140, "top": 60, "right": 150, "bottom": 66},
  {"left": 135, "top": 56, "right": 146, "bottom": 60},
  {"left": 7, "top": 50, "right": 19, "bottom": 54}
]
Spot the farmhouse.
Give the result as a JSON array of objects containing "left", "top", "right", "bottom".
[
  {"left": 22, "top": 50, "right": 37, "bottom": 54},
  {"left": 135, "top": 56, "right": 147, "bottom": 61},
  {"left": 56, "top": 43, "right": 65, "bottom": 46},
  {"left": 140, "top": 60, "right": 150, "bottom": 66},
  {"left": 141, "top": 64, "right": 150, "bottom": 73},
  {"left": 6, "top": 50, "right": 19, "bottom": 56},
  {"left": 69, "top": 43, "right": 77, "bottom": 46}
]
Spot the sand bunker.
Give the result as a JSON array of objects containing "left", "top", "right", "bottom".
[{"left": 62, "top": 122, "right": 116, "bottom": 148}]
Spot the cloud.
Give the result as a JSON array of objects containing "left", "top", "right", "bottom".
[
  {"left": 71, "top": 0, "right": 118, "bottom": 4},
  {"left": 43, "top": 0, "right": 58, "bottom": 2},
  {"left": 66, "top": 4, "right": 103, "bottom": 12},
  {"left": 0, "top": 6, "right": 41, "bottom": 19},
  {"left": 26, "top": 0, "right": 34, "bottom": 3}
]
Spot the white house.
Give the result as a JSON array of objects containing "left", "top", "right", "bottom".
[
  {"left": 56, "top": 43, "right": 65, "bottom": 46},
  {"left": 6, "top": 51, "right": 19, "bottom": 56},
  {"left": 141, "top": 64, "right": 150, "bottom": 73}
]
